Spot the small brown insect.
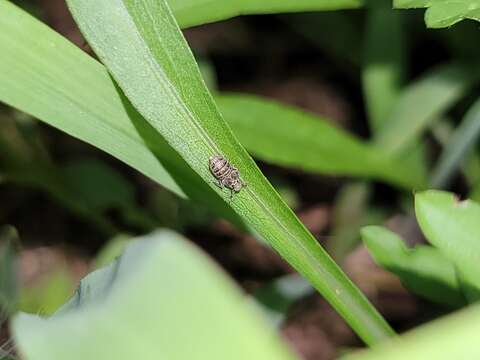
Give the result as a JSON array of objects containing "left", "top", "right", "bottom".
[{"left": 209, "top": 155, "right": 246, "bottom": 198}]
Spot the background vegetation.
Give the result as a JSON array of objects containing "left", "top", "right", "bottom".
[{"left": 1, "top": 0, "right": 480, "bottom": 359}]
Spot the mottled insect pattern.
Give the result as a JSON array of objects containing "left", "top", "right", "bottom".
[{"left": 209, "top": 155, "right": 246, "bottom": 198}]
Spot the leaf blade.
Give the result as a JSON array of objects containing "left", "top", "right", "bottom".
[
  {"left": 415, "top": 190, "right": 480, "bottom": 301},
  {"left": 169, "top": 0, "right": 364, "bottom": 28},
  {"left": 0, "top": 0, "right": 184, "bottom": 198},
  {"left": 394, "top": 0, "right": 480, "bottom": 28},
  {"left": 66, "top": 0, "right": 394, "bottom": 344},
  {"left": 362, "top": 225, "right": 465, "bottom": 308},
  {"left": 374, "top": 64, "right": 478, "bottom": 154},
  {"left": 430, "top": 98, "right": 480, "bottom": 188},
  {"left": 12, "top": 231, "right": 298, "bottom": 360},
  {"left": 217, "top": 93, "right": 425, "bottom": 189}
]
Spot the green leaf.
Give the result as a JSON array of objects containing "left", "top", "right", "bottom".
[
  {"left": 0, "top": 0, "right": 183, "bottom": 198},
  {"left": 0, "top": 0, "right": 244, "bottom": 229},
  {"left": 66, "top": 0, "right": 393, "bottom": 344},
  {"left": 343, "top": 303, "right": 480, "bottom": 359},
  {"left": 362, "top": 1, "right": 405, "bottom": 132},
  {"left": 374, "top": 64, "right": 479, "bottom": 155},
  {"left": 217, "top": 94, "right": 425, "bottom": 189},
  {"left": 415, "top": 190, "right": 480, "bottom": 301},
  {"left": 430, "top": 98, "right": 480, "bottom": 188},
  {"left": 394, "top": 0, "right": 480, "bottom": 28},
  {"left": 362, "top": 226, "right": 465, "bottom": 308},
  {"left": 169, "top": 0, "right": 364, "bottom": 28},
  {"left": 12, "top": 231, "right": 298, "bottom": 360}
]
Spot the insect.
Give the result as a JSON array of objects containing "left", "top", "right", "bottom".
[{"left": 209, "top": 155, "right": 246, "bottom": 198}]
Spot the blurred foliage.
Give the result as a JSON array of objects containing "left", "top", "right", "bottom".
[
  {"left": 363, "top": 225, "right": 465, "bottom": 308},
  {"left": 12, "top": 231, "right": 298, "bottom": 360},
  {"left": 1, "top": 0, "right": 480, "bottom": 358},
  {"left": 18, "top": 270, "right": 75, "bottom": 316}
]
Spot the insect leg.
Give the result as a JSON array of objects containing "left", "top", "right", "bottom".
[{"left": 211, "top": 178, "right": 224, "bottom": 190}]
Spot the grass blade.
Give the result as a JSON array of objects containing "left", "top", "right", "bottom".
[
  {"left": 0, "top": 1, "right": 244, "bottom": 227},
  {"left": 169, "top": 0, "right": 364, "bottom": 28},
  {"left": 217, "top": 94, "right": 425, "bottom": 188},
  {"left": 67, "top": 0, "right": 394, "bottom": 344},
  {"left": 362, "top": 2, "right": 405, "bottom": 133},
  {"left": 374, "top": 64, "right": 478, "bottom": 155},
  {"left": 0, "top": 0, "right": 183, "bottom": 198},
  {"left": 430, "top": 98, "right": 480, "bottom": 188}
]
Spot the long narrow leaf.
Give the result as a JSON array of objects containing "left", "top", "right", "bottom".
[
  {"left": 362, "top": 2, "right": 405, "bottom": 133},
  {"left": 217, "top": 93, "right": 425, "bottom": 189},
  {"left": 66, "top": 0, "right": 394, "bottom": 344},
  {"left": 169, "top": 0, "right": 364, "bottom": 28},
  {"left": 0, "top": 0, "right": 183, "bottom": 198},
  {"left": 430, "top": 98, "right": 480, "bottom": 188},
  {"left": 0, "top": 1, "right": 245, "bottom": 228},
  {"left": 374, "top": 64, "right": 478, "bottom": 155}
]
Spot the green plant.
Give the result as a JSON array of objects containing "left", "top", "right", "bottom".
[
  {"left": 359, "top": 190, "right": 480, "bottom": 358},
  {"left": 394, "top": 0, "right": 480, "bottom": 28},
  {"left": 2, "top": 0, "right": 480, "bottom": 359}
]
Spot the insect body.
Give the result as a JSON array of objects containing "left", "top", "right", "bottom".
[{"left": 209, "top": 155, "right": 246, "bottom": 198}]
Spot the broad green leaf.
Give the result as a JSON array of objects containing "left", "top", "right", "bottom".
[
  {"left": 415, "top": 190, "right": 480, "bottom": 301},
  {"left": 374, "top": 64, "right": 478, "bottom": 155},
  {"left": 217, "top": 94, "right": 425, "bottom": 189},
  {"left": 344, "top": 303, "right": 480, "bottom": 359},
  {"left": 362, "top": 1, "right": 405, "bottom": 132},
  {"left": 66, "top": 0, "right": 393, "bottom": 344},
  {"left": 394, "top": 0, "right": 480, "bottom": 28},
  {"left": 169, "top": 0, "right": 364, "bottom": 28},
  {"left": 362, "top": 226, "right": 465, "bottom": 308},
  {"left": 430, "top": 98, "right": 480, "bottom": 188},
  {"left": 12, "top": 231, "right": 298, "bottom": 360}
]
